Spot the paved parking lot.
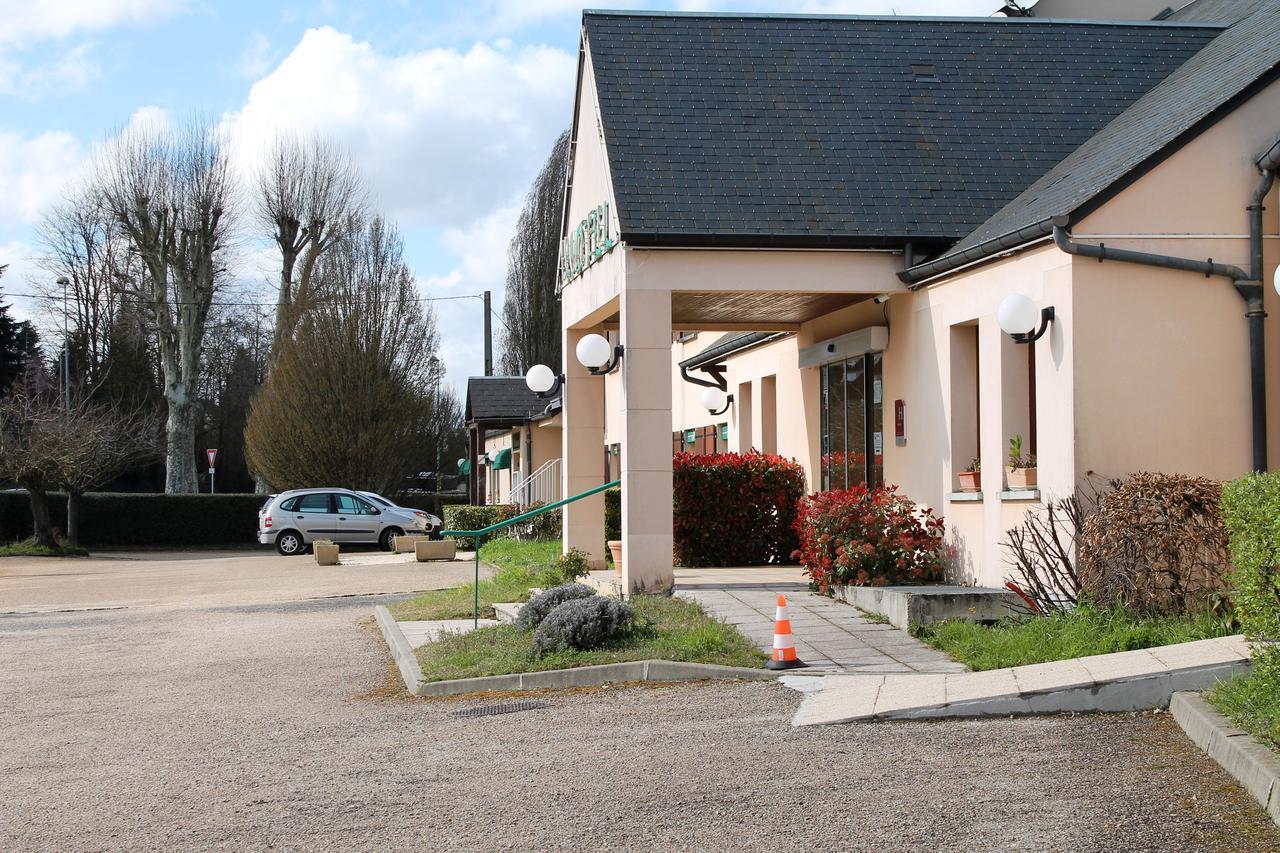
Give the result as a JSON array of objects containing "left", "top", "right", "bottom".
[{"left": 2, "top": 553, "right": 1275, "bottom": 850}]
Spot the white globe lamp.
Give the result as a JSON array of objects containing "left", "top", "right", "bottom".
[
  {"left": 996, "top": 293, "right": 1041, "bottom": 336},
  {"left": 701, "top": 386, "right": 729, "bottom": 413},
  {"left": 1273, "top": 263, "right": 1280, "bottom": 297},
  {"left": 525, "top": 363, "right": 556, "bottom": 395},
  {"left": 576, "top": 333, "right": 613, "bottom": 370}
]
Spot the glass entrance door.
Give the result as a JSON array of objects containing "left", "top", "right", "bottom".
[{"left": 820, "top": 352, "right": 883, "bottom": 490}]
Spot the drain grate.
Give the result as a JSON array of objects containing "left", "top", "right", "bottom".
[{"left": 449, "top": 700, "right": 549, "bottom": 718}]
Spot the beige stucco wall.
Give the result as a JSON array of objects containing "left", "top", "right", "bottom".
[{"left": 482, "top": 430, "right": 514, "bottom": 504}]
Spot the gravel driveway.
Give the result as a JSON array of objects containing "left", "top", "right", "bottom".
[{"left": 2, "top": 577, "right": 1275, "bottom": 852}]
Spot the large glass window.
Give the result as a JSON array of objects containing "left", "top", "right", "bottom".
[{"left": 820, "top": 353, "right": 884, "bottom": 490}]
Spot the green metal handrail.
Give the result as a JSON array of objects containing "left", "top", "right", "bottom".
[{"left": 441, "top": 479, "right": 620, "bottom": 627}]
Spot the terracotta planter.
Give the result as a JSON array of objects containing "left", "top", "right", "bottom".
[
  {"left": 957, "top": 470, "right": 981, "bottom": 493},
  {"left": 1006, "top": 466, "right": 1037, "bottom": 490},
  {"left": 607, "top": 539, "right": 623, "bottom": 576},
  {"left": 314, "top": 543, "right": 339, "bottom": 566}
]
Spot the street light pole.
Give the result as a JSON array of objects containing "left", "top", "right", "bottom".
[{"left": 57, "top": 276, "right": 70, "bottom": 411}]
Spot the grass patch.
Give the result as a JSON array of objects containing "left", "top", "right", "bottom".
[
  {"left": 1212, "top": 668, "right": 1280, "bottom": 751},
  {"left": 855, "top": 607, "right": 890, "bottom": 625},
  {"left": 387, "top": 539, "right": 564, "bottom": 621},
  {"left": 416, "top": 594, "right": 766, "bottom": 682},
  {"left": 919, "top": 604, "right": 1233, "bottom": 671},
  {"left": 0, "top": 538, "right": 89, "bottom": 557}
]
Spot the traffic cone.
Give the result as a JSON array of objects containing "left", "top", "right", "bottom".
[{"left": 766, "top": 593, "right": 806, "bottom": 670}]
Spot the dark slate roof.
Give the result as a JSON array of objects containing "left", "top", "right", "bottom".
[
  {"left": 1170, "top": 0, "right": 1269, "bottom": 22},
  {"left": 582, "top": 11, "right": 1221, "bottom": 248},
  {"left": 903, "top": 5, "right": 1280, "bottom": 284},
  {"left": 679, "top": 332, "right": 788, "bottom": 369},
  {"left": 465, "top": 377, "right": 555, "bottom": 424}
]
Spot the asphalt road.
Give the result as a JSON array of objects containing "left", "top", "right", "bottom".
[{"left": 1, "top": 553, "right": 1275, "bottom": 851}]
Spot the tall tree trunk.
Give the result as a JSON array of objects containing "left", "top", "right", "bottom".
[
  {"left": 66, "top": 491, "right": 82, "bottom": 546},
  {"left": 27, "top": 488, "right": 56, "bottom": 548},
  {"left": 165, "top": 386, "right": 197, "bottom": 493}
]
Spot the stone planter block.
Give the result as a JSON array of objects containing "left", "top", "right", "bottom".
[
  {"left": 415, "top": 539, "right": 457, "bottom": 562},
  {"left": 314, "top": 544, "right": 339, "bottom": 566},
  {"left": 394, "top": 534, "right": 429, "bottom": 554}
]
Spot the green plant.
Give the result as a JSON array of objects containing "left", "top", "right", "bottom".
[
  {"left": 1079, "top": 472, "right": 1231, "bottom": 616},
  {"left": 441, "top": 503, "right": 518, "bottom": 547},
  {"left": 920, "top": 603, "right": 1231, "bottom": 671},
  {"left": 604, "top": 487, "right": 621, "bottom": 541},
  {"left": 531, "top": 595, "right": 635, "bottom": 656},
  {"left": 521, "top": 501, "right": 562, "bottom": 541},
  {"left": 1007, "top": 435, "right": 1035, "bottom": 470},
  {"left": 792, "top": 484, "right": 944, "bottom": 592},
  {"left": 964, "top": 458, "right": 980, "bottom": 474},
  {"left": 313, "top": 538, "right": 335, "bottom": 546},
  {"left": 673, "top": 451, "right": 807, "bottom": 567},
  {"left": 554, "top": 547, "right": 590, "bottom": 584},
  {"left": 515, "top": 582, "right": 596, "bottom": 630}
]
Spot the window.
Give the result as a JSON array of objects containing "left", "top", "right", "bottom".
[
  {"left": 335, "top": 494, "right": 376, "bottom": 515},
  {"left": 950, "top": 324, "right": 980, "bottom": 482},
  {"left": 296, "top": 493, "right": 333, "bottom": 514},
  {"left": 820, "top": 352, "right": 883, "bottom": 490}
]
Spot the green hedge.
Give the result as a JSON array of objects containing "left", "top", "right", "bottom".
[
  {"left": 1, "top": 492, "right": 269, "bottom": 547},
  {"left": 605, "top": 487, "right": 621, "bottom": 542},
  {"left": 442, "top": 503, "right": 518, "bottom": 547},
  {"left": 1222, "top": 472, "right": 1280, "bottom": 661}
]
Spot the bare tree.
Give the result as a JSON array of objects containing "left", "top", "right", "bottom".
[
  {"left": 0, "top": 389, "right": 159, "bottom": 548},
  {"left": 245, "top": 216, "right": 443, "bottom": 493},
  {"left": 256, "top": 135, "right": 364, "bottom": 360},
  {"left": 96, "top": 118, "right": 236, "bottom": 493},
  {"left": 500, "top": 130, "right": 569, "bottom": 375}
]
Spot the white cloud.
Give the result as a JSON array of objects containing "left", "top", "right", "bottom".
[
  {"left": 221, "top": 27, "right": 575, "bottom": 228},
  {"left": 0, "top": 0, "right": 185, "bottom": 45},
  {"left": 237, "top": 31, "right": 274, "bottom": 80},
  {"left": 0, "top": 43, "right": 100, "bottom": 98},
  {"left": 0, "top": 129, "right": 83, "bottom": 227}
]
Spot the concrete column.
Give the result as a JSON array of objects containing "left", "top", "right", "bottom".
[
  {"left": 562, "top": 327, "right": 607, "bottom": 567},
  {"left": 619, "top": 287, "right": 674, "bottom": 594},
  {"left": 734, "top": 381, "right": 753, "bottom": 452}
]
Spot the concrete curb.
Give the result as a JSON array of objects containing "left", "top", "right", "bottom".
[
  {"left": 1171, "top": 691, "right": 1280, "bottom": 825},
  {"left": 374, "top": 605, "right": 423, "bottom": 695},
  {"left": 373, "top": 606, "right": 778, "bottom": 697}
]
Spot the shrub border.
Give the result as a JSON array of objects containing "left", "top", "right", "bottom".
[{"left": 373, "top": 604, "right": 777, "bottom": 697}]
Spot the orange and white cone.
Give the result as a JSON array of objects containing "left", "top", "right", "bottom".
[{"left": 766, "top": 593, "right": 806, "bottom": 670}]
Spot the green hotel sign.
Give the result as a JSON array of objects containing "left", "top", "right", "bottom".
[{"left": 559, "top": 201, "right": 616, "bottom": 285}]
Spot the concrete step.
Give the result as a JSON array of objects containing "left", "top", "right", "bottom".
[
  {"left": 493, "top": 602, "right": 522, "bottom": 624},
  {"left": 792, "top": 635, "right": 1251, "bottom": 726}
]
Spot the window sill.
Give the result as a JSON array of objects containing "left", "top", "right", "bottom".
[
  {"left": 947, "top": 491, "right": 983, "bottom": 503},
  {"left": 1000, "top": 488, "right": 1041, "bottom": 502}
]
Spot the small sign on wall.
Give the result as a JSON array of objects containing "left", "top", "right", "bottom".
[{"left": 894, "top": 399, "right": 906, "bottom": 446}]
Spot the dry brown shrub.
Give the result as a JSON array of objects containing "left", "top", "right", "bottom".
[{"left": 1078, "top": 472, "right": 1231, "bottom": 616}]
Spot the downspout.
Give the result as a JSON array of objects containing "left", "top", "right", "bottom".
[{"left": 1052, "top": 188, "right": 1269, "bottom": 470}]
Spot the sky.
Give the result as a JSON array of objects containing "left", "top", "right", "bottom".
[{"left": 0, "top": 0, "right": 1001, "bottom": 394}]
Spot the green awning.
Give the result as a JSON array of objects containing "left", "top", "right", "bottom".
[
  {"left": 459, "top": 459, "right": 471, "bottom": 476},
  {"left": 493, "top": 448, "right": 513, "bottom": 470}
]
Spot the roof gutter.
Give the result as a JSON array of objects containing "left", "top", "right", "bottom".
[{"left": 898, "top": 219, "right": 1055, "bottom": 286}]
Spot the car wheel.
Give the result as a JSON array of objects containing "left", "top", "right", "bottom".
[
  {"left": 276, "top": 530, "right": 305, "bottom": 556},
  {"left": 379, "top": 527, "right": 403, "bottom": 552}
]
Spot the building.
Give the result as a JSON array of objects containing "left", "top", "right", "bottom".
[
  {"left": 463, "top": 377, "right": 562, "bottom": 506},
  {"left": 520, "top": 1, "right": 1280, "bottom": 594}
]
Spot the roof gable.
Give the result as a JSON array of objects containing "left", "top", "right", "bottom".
[
  {"left": 465, "top": 377, "right": 554, "bottom": 424},
  {"left": 583, "top": 12, "right": 1221, "bottom": 248}
]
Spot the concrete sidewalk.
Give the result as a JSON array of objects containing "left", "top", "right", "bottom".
[
  {"left": 675, "top": 566, "right": 966, "bottom": 674},
  {"left": 792, "top": 634, "right": 1251, "bottom": 726}
]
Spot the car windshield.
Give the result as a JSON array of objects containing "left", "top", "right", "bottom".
[{"left": 360, "top": 492, "right": 393, "bottom": 508}]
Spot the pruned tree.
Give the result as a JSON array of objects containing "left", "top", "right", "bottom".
[
  {"left": 245, "top": 216, "right": 444, "bottom": 494},
  {"left": 256, "top": 135, "right": 364, "bottom": 360},
  {"left": 0, "top": 389, "right": 160, "bottom": 547},
  {"left": 500, "top": 130, "right": 569, "bottom": 375},
  {"left": 95, "top": 118, "right": 236, "bottom": 493}
]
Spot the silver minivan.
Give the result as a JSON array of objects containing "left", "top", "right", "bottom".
[{"left": 257, "top": 488, "right": 440, "bottom": 556}]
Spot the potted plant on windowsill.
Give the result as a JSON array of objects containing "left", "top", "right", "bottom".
[
  {"left": 1005, "top": 435, "right": 1037, "bottom": 490},
  {"left": 958, "top": 458, "right": 981, "bottom": 493},
  {"left": 314, "top": 539, "right": 339, "bottom": 566}
]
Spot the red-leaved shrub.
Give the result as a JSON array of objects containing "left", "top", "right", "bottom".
[
  {"left": 672, "top": 451, "right": 807, "bottom": 567},
  {"left": 792, "top": 485, "right": 944, "bottom": 593}
]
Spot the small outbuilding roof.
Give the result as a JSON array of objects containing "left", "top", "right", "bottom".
[
  {"left": 465, "top": 377, "right": 556, "bottom": 425},
  {"left": 902, "top": 4, "right": 1280, "bottom": 284},
  {"left": 582, "top": 11, "right": 1221, "bottom": 249},
  {"left": 679, "top": 332, "right": 789, "bottom": 370}
]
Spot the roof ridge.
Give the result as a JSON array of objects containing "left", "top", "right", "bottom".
[{"left": 581, "top": 9, "right": 1226, "bottom": 29}]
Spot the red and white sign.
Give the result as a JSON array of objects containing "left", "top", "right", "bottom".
[{"left": 206, "top": 449, "right": 218, "bottom": 468}]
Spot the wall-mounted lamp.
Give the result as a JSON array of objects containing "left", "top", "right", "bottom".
[
  {"left": 1273, "top": 264, "right": 1280, "bottom": 297},
  {"left": 525, "top": 332, "right": 625, "bottom": 398},
  {"left": 996, "top": 293, "right": 1055, "bottom": 344},
  {"left": 701, "top": 385, "right": 734, "bottom": 416}
]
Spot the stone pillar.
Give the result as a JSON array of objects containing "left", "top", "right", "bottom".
[
  {"left": 619, "top": 287, "right": 674, "bottom": 594},
  {"left": 562, "top": 327, "right": 607, "bottom": 567}
]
